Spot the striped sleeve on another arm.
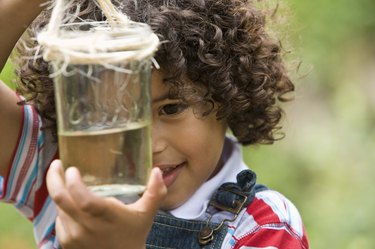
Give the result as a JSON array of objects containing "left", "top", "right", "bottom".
[
  {"left": 0, "top": 103, "right": 58, "bottom": 220},
  {"left": 230, "top": 190, "right": 309, "bottom": 249}
]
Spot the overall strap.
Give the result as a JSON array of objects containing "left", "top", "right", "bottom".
[
  {"left": 198, "top": 169, "right": 263, "bottom": 245},
  {"left": 210, "top": 169, "right": 258, "bottom": 212}
]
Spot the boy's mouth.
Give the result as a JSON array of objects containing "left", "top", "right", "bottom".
[
  {"left": 155, "top": 162, "right": 185, "bottom": 187},
  {"left": 161, "top": 166, "right": 177, "bottom": 175}
]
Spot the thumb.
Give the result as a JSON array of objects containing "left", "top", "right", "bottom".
[{"left": 133, "top": 167, "right": 167, "bottom": 216}]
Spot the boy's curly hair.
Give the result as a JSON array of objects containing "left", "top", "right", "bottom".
[{"left": 16, "top": 0, "right": 294, "bottom": 145}]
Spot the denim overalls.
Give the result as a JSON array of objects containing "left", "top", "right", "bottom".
[{"left": 146, "top": 169, "right": 267, "bottom": 249}]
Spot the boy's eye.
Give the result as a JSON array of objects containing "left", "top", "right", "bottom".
[{"left": 159, "top": 103, "right": 188, "bottom": 116}]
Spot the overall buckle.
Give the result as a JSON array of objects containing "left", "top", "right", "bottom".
[
  {"left": 208, "top": 187, "right": 248, "bottom": 214},
  {"left": 198, "top": 186, "right": 248, "bottom": 246}
]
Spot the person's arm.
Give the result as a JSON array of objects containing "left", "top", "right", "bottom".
[
  {"left": 0, "top": 83, "right": 23, "bottom": 177},
  {"left": 0, "top": 0, "right": 45, "bottom": 70},
  {"left": 0, "top": 0, "right": 46, "bottom": 176}
]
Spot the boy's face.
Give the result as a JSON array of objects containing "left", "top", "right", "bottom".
[{"left": 151, "top": 70, "right": 227, "bottom": 210}]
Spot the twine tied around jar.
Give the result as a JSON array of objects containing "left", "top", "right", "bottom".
[{"left": 37, "top": 0, "right": 160, "bottom": 76}]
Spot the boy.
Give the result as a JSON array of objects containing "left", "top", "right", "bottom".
[{"left": 0, "top": 0, "right": 309, "bottom": 248}]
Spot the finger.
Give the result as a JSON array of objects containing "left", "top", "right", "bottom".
[
  {"left": 65, "top": 166, "right": 113, "bottom": 218},
  {"left": 55, "top": 212, "right": 73, "bottom": 246},
  {"left": 55, "top": 215, "right": 69, "bottom": 246},
  {"left": 46, "top": 160, "right": 79, "bottom": 218},
  {"left": 55, "top": 211, "right": 84, "bottom": 249},
  {"left": 133, "top": 167, "right": 167, "bottom": 216}
]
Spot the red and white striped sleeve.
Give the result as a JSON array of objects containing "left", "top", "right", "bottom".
[
  {"left": 0, "top": 102, "right": 56, "bottom": 213},
  {"left": 0, "top": 102, "right": 59, "bottom": 249},
  {"left": 227, "top": 190, "right": 309, "bottom": 249}
]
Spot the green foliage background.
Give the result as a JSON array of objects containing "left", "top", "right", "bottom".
[{"left": 1, "top": 0, "right": 375, "bottom": 248}]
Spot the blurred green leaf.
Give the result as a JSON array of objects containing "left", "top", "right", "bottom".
[{"left": 0, "top": 60, "right": 16, "bottom": 89}]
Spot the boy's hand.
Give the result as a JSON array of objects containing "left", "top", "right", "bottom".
[{"left": 46, "top": 160, "right": 167, "bottom": 249}]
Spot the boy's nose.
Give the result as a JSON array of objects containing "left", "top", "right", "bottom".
[{"left": 151, "top": 122, "right": 167, "bottom": 154}]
